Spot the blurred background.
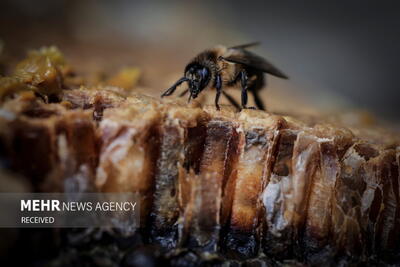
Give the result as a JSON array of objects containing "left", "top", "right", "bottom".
[{"left": 0, "top": 0, "right": 399, "bottom": 123}]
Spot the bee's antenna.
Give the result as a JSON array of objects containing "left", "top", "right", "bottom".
[{"left": 161, "top": 77, "right": 189, "bottom": 98}]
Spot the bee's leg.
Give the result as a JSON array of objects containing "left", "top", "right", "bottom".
[
  {"left": 240, "top": 70, "right": 257, "bottom": 110},
  {"left": 215, "top": 74, "right": 222, "bottom": 110},
  {"left": 179, "top": 88, "right": 189, "bottom": 97},
  {"left": 250, "top": 74, "right": 266, "bottom": 110},
  {"left": 222, "top": 91, "right": 241, "bottom": 110},
  {"left": 239, "top": 70, "right": 255, "bottom": 109},
  {"left": 252, "top": 90, "right": 265, "bottom": 110},
  {"left": 240, "top": 70, "right": 249, "bottom": 108},
  {"left": 161, "top": 77, "right": 188, "bottom": 97}
]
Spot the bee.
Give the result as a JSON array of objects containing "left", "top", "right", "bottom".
[{"left": 161, "top": 42, "right": 288, "bottom": 110}]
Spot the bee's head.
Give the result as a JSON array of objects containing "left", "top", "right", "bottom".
[{"left": 184, "top": 64, "right": 210, "bottom": 100}]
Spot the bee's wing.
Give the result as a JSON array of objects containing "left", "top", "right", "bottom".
[
  {"left": 221, "top": 49, "right": 289, "bottom": 79},
  {"left": 229, "top": 42, "right": 260, "bottom": 50}
]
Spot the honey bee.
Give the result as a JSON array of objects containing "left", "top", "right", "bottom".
[{"left": 161, "top": 42, "right": 288, "bottom": 110}]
